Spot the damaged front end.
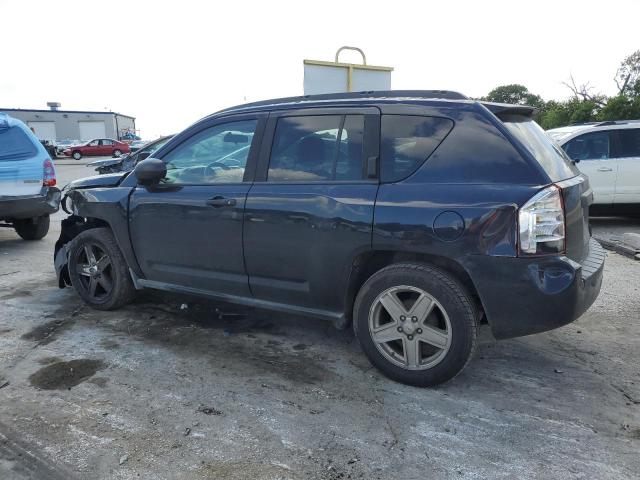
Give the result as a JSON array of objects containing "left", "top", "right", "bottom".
[
  {"left": 54, "top": 171, "right": 131, "bottom": 288},
  {"left": 54, "top": 215, "right": 87, "bottom": 287}
]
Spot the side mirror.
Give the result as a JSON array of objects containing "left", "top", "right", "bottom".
[{"left": 133, "top": 158, "right": 166, "bottom": 185}]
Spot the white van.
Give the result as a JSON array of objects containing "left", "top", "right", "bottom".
[{"left": 0, "top": 113, "right": 60, "bottom": 240}]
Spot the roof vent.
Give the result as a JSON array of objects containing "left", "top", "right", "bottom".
[{"left": 47, "top": 102, "right": 61, "bottom": 111}]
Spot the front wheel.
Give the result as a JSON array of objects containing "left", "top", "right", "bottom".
[
  {"left": 14, "top": 215, "right": 50, "bottom": 240},
  {"left": 72, "top": 151, "right": 82, "bottom": 160},
  {"left": 67, "top": 228, "right": 136, "bottom": 310},
  {"left": 353, "top": 263, "right": 477, "bottom": 387},
  {"left": 113, "top": 149, "right": 122, "bottom": 157}
]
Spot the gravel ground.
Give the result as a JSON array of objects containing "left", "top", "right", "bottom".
[{"left": 0, "top": 163, "right": 638, "bottom": 479}]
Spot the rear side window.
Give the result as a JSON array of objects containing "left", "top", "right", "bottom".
[
  {"left": 563, "top": 131, "right": 610, "bottom": 161},
  {"left": 0, "top": 126, "right": 37, "bottom": 161},
  {"left": 268, "top": 115, "right": 364, "bottom": 182},
  {"left": 502, "top": 116, "right": 579, "bottom": 181},
  {"left": 612, "top": 129, "right": 640, "bottom": 158},
  {"left": 380, "top": 115, "right": 453, "bottom": 182}
]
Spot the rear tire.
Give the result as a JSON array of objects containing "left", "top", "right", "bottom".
[
  {"left": 72, "top": 151, "right": 82, "bottom": 160},
  {"left": 14, "top": 215, "right": 50, "bottom": 240},
  {"left": 353, "top": 263, "right": 477, "bottom": 387},
  {"left": 67, "top": 227, "right": 136, "bottom": 310}
]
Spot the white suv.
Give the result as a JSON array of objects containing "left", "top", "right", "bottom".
[{"left": 548, "top": 121, "right": 640, "bottom": 216}]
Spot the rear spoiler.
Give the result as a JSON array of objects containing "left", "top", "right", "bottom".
[{"left": 481, "top": 102, "right": 538, "bottom": 118}]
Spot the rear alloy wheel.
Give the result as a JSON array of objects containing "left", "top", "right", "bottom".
[
  {"left": 68, "top": 228, "right": 136, "bottom": 310},
  {"left": 369, "top": 286, "right": 452, "bottom": 370},
  {"left": 354, "top": 263, "right": 477, "bottom": 387},
  {"left": 14, "top": 214, "right": 50, "bottom": 240},
  {"left": 113, "top": 149, "right": 122, "bottom": 157},
  {"left": 72, "top": 151, "right": 82, "bottom": 160}
]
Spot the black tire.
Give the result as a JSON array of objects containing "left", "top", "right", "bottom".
[
  {"left": 67, "top": 228, "right": 136, "bottom": 310},
  {"left": 353, "top": 263, "right": 477, "bottom": 387},
  {"left": 14, "top": 215, "right": 50, "bottom": 240},
  {"left": 113, "top": 149, "right": 122, "bottom": 157},
  {"left": 72, "top": 151, "right": 82, "bottom": 160}
]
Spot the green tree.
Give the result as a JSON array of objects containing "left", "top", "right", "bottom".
[
  {"left": 483, "top": 84, "right": 544, "bottom": 108},
  {"left": 614, "top": 50, "right": 640, "bottom": 96},
  {"left": 597, "top": 94, "right": 640, "bottom": 121}
]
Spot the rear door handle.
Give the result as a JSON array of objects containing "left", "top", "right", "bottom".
[
  {"left": 206, "top": 196, "right": 237, "bottom": 207},
  {"left": 596, "top": 167, "right": 613, "bottom": 172}
]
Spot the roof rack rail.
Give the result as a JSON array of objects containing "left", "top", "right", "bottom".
[{"left": 219, "top": 90, "right": 468, "bottom": 113}]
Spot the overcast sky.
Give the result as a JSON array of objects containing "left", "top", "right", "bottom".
[{"left": 1, "top": 0, "right": 638, "bottom": 137}]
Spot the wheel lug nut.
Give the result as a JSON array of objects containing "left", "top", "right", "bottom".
[
  {"left": 417, "top": 328, "right": 422, "bottom": 334},
  {"left": 412, "top": 316, "right": 418, "bottom": 322},
  {"left": 397, "top": 327, "right": 403, "bottom": 332},
  {"left": 400, "top": 316, "right": 406, "bottom": 321},
  {"left": 407, "top": 335, "right": 413, "bottom": 340}
]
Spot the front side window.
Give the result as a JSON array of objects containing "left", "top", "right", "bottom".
[
  {"left": 380, "top": 115, "right": 454, "bottom": 182},
  {"left": 161, "top": 119, "right": 257, "bottom": 184},
  {"left": 612, "top": 129, "right": 640, "bottom": 158},
  {"left": 102, "top": 139, "right": 114, "bottom": 146},
  {"left": 268, "top": 115, "right": 364, "bottom": 182},
  {"left": 563, "top": 131, "right": 610, "bottom": 161},
  {"left": 88, "top": 140, "right": 99, "bottom": 146}
]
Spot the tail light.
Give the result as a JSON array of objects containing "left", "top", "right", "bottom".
[
  {"left": 43, "top": 158, "right": 57, "bottom": 186},
  {"left": 518, "top": 185, "right": 565, "bottom": 255}
]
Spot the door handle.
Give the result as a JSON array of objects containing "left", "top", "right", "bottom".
[
  {"left": 596, "top": 167, "right": 613, "bottom": 172},
  {"left": 206, "top": 196, "right": 237, "bottom": 207}
]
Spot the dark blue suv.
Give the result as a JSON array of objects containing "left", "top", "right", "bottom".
[{"left": 54, "top": 91, "right": 604, "bottom": 386}]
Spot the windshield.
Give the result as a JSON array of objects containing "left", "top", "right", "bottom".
[
  {"left": 140, "top": 136, "right": 171, "bottom": 155},
  {"left": 502, "top": 116, "right": 579, "bottom": 182}
]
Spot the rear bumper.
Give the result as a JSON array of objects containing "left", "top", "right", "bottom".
[
  {"left": 462, "top": 238, "right": 605, "bottom": 339},
  {"left": 0, "top": 187, "right": 61, "bottom": 221}
]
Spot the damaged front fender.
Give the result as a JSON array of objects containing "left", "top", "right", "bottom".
[{"left": 54, "top": 215, "right": 88, "bottom": 288}]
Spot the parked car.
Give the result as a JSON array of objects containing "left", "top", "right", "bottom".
[
  {"left": 87, "top": 135, "right": 173, "bottom": 174},
  {"left": 548, "top": 120, "right": 640, "bottom": 216},
  {"left": 56, "top": 139, "right": 80, "bottom": 155},
  {"left": 0, "top": 113, "right": 60, "bottom": 240},
  {"left": 40, "top": 139, "right": 57, "bottom": 159},
  {"left": 54, "top": 91, "right": 604, "bottom": 387},
  {"left": 63, "top": 138, "right": 130, "bottom": 160}
]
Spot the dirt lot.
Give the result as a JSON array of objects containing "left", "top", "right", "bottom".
[{"left": 0, "top": 162, "right": 639, "bottom": 479}]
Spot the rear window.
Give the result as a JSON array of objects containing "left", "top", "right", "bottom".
[
  {"left": 380, "top": 115, "right": 453, "bottom": 182},
  {"left": 0, "top": 126, "right": 38, "bottom": 161},
  {"left": 502, "top": 116, "right": 579, "bottom": 181}
]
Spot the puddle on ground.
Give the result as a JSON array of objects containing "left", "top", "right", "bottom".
[
  {"left": 21, "top": 318, "right": 76, "bottom": 345},
  {"left": 29, "top": 359, "right": 106, "bottom": 390}
]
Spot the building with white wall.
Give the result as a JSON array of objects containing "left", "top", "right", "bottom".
[{"left": 0, "top": 104, "right": 136, "bottom": 142}]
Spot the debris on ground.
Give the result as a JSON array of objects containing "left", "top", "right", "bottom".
[
  {"left": 197, "top": 405, "right": 223, "bottom": 416},
  {"left": 119, "top": 454, "right": 128, "bottom": 465}
]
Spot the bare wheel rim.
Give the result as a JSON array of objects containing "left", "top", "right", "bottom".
[
  {"left": 74, "top": 242, "right": 114, "bottom": 300},
  {"left": 368, "top": 285, "right": 452, "bottom": 371}
]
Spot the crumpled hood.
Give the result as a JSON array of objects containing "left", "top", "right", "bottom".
[{"left": 63, "top": 171, "right": 128, "bottom": 190}]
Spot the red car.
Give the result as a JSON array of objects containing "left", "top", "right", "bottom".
[{"left": 64, "top": 138, "right": 130, "bottom": 160}]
